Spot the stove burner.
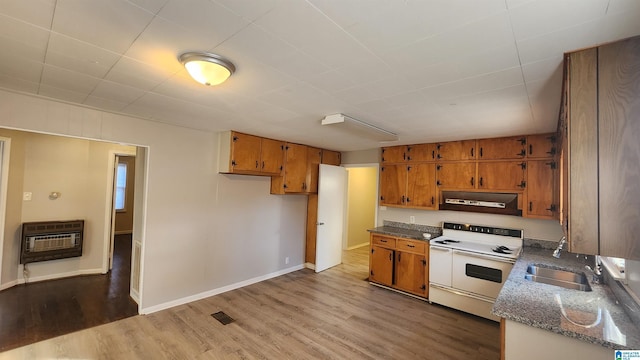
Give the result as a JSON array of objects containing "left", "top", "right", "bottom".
[{"left": 492, "top": 246, "right": 513, "bottom": 254}]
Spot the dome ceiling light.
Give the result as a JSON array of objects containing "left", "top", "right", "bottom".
[{"left": 179, "top": 52, "right": 236, "bottom": 86}]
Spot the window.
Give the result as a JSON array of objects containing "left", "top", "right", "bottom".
[{"left": 115, "top": 162, "right": 127, "bottom": 211}]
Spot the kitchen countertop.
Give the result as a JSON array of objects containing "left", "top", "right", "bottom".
[
  {"left": 493, "top": 246, "right": 640, "bottom": 350},
  {"left": 367, "top": 225, "right": 440, "bottom": 241}
]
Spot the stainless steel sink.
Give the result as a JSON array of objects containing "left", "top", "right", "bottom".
[{"left": 525, "top": 264, "right": 592, "bottom": 291}]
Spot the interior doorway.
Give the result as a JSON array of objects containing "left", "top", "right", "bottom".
[
  {"left": 108, "top": 155, "right": 136, "bottom": 272},
  {"left": 344, "top": 164, "right": 379, "bottom": 250}
]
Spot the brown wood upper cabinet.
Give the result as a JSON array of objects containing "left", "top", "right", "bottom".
[
  {"left": 436, "top": 162, "right": 476, "bottom": 190},
  {"left": 306, "top": 147, "right": 322, "bottom": 193},
  {"left": 561, "top": 36, "right": 640, "bottom": 260},
  {"left": 477, "top": 161, "right": 526, "bottom": 191},
  {"left": 380, "top": 164, "right": 436, "bottom": 209},
  {"left": 381, "top": 145, "right": 407, "bottom": 163},
  {"left": 321, "top": 149, "right": 341, "bottom": 166},
  {"left": 477, "top": 136, "right": 526, "bottom": 160},
  {"left": 271, "top": 143, "right": 309, "bottom": 194},
  {"left": 527, "top": 133, "right": 557, "bottom": 159},
  {"left": 219, "top": 131, "right": 284, "bottom": 175},
  {"left": 407, "top": 143, "right": 436, "bottom": 162},
  {"left": 526, "top": 160, "right": 557, "bottom": 219},
  {"left": 435, "top": 140, "right": 476, "bottom": 161}
]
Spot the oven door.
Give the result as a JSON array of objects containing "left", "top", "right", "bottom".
[
  {"left": 451, "top": 250, "right": 514, "bottom": 299},
  {"left": 429, "top": 245, "right": 452, "bottom": 287}
]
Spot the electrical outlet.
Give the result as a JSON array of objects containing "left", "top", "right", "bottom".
[
  {"left": 285, "top": 257, "right": 290, "bottom": 265},
  {"left": 409, "top": 216, "right": 415, "bottom": 224},
  {"left": 23, "top": 192, "right": 32, "bottom": 201}
]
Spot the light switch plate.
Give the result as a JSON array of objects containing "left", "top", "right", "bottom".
[{"left": 23, "top": 192, "right": 32, "bottom": 201}]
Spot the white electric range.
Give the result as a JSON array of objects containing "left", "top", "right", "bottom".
[{"left": 429, "top": 221, "right": 523, "bottom": 322}]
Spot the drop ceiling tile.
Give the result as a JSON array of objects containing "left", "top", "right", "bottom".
[
  {"left": 214, "top": 24, "right": 297, "bottom": 68},
  {"left": 258, "top": 81, "right": 347, "bottom": 117},
  {"left": 157, "top": 0, "right": 249, "bottom": 47},
  {"left": 454, "top": 43, "right": 521, "bottom": 79},
  {"left": 334, "top": 57, "right": 394, "bottom": 86},
  {"left": 219, "top": 60, "right": 297, "bottom": 97},
  {"left": 90, "top": 80, "right": 146, "bottom": 104},
  {"left": 599, "top": 8, "right": 640, "bottom": 42},
  {"left": 212, "top": 0, "right": 279, "bottom": 21},
  {"left": 508, "top": 0, "right": 609, "bottom": 41},
  {"left": 83, "top": 95, "right": 131, "bottom": 112},
  {"left": 0, "top": 0, "right": 56, "bottom": 28},
  {"left": 307, "top": 0, "right": 395, "bottom": 29},
  {"left": 0, "top": 52, "right": 44, "bottom": 82},
  {"left": 38, "top": 83, "right": 89, "bottom": 104},
  {"left": 45, "top": 33, "right": 121, "bottom": 78},
  {"left": 0, "top": 74, "right": 39, "bottom": 93},
  {"left": 105, "top": 57, "right": 171, "bottom": 91},
  {"left": 128, "top": 0, "right": 170, "bottom": 14},
  {"left": 41, "top": 64, "right": 100, "bottom": 95},
  {"left": 422, "top": 67, "right": 524, "bottom": 101},
  {"left": 51, "top": 0, "right": 154, "bottom": 53},
  {"left": 0, "top": 14, "right": 50, "bottom": 60},
  {"left": 521, "top": 56, "right": 563, "bottom": 84},
  {"left": 304, "top": 69, "right": 357, "bottom": 93}
]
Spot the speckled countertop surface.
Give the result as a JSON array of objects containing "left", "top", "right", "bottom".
[
  {"left": 493, "top": 247, "right": 640, "bottom": 350},
  {"left": 367, "top": 224, "right": 441, "bottom": 241}
]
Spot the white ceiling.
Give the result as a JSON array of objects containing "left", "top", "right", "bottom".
[{"left": 1, "top": 0, "right": 639, "bottom": 151}]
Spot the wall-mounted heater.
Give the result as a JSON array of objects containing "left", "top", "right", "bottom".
[{"left": 20, "top": 220, "right": 84, "bottom": 264}]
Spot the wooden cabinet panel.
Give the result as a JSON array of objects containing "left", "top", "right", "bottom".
[
  {"left": 380, "top": 164, "right": 407, "bottom": 206},
  {"left": 567, "top": 48, "right": 599, "bottom": 255},
  {"left": 598, "top": 38, "right": 640, "bottom": 260},
  {"left": 230, "top": 132, "right": 262, "bottom": 172},
  {"left": 436, "top": 162, "right": 476, "bottom": 189},
  {"left": 477, "top": 136, "right": 526, "bottom": 160},
  {"left": 321, "top": 150, "right": 341, "bottom": 166},
  {"left": 477, "top": 162, "right": 526, "bottom": 191},
  {"left": 527, "top": 160, "right": 557, "bottom": 219},
  {"left": 436, "top": 140, "right": 476, "bottom": 161},
  {"left": 527, "top": 133, "right": 557, "bottom": 159},
  {"left": 406, "top": 163, "right": 436, "bottom": 209},
  {"left": 284, "top": 143, "right": 308, "bottom": 192},
  {"left": 306, "top": 147, "right": 322, "bottom": 193},
  {"left": 305, "top": 194, "right": 318, "bottom": 264},
  {"left": 396, "top": 239, "right": 426, "bottom": 254},
  {"left": 395, "top": 252, "right": 426, "bottom": 296},
  {"left": 372, "top": 235, "right": 396, "bottom": 248},
  {"left": 370, "top": 246, "right": 394, "bottom": 286},
  {"left": 381, "top": 145, "right": 406, "bottom": 163},
  {"left": 260, "top": 138, "right": 284, "bottom": 174},
  {"left": 407, "top": 143, "right": 436, "bottom": 162}
]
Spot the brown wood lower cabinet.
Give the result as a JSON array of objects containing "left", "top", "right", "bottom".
[{"left": 369, "top": 233, "right": 429, "bottom": 298}]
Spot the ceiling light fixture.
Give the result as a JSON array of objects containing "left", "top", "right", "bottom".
[
  {"left": 321, "top": 113, "right": 398, "bottom": 142},
  {"left": 179, "top": 52, "right": 236, "bottom": 86}
]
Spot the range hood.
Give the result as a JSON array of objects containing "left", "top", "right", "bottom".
[{"left": 439, "top": 191, "right": 522, "bottom": 216}]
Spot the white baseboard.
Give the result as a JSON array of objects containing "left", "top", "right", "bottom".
[
  {"left": 0, "top": 279, "right": 18, "bottom": 291},
  {"left": 140, "top": 264, "right": 305, "bottom": 315},
  {"left": 304, "top": 262, "right": 316, "bottom": 270},
  {"left": 347, "top": 242, "right": 369, "bottom": 250},
  {"left": 19, "top": 268, "right": 104, "bottom": 285}
]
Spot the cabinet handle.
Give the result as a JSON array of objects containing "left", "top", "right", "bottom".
[
  {"left": 529, "top": 144, "right": 533, "bottom": 155},
  {"left": 407, "top": 244, "right": 415, "bottom": 248},
  {"left": 471, "top": 148, "right": 474, "bottom": 157},
  {"left": 432, "top": 150, "right": 435, "bottom": 159},
  {"left": 479, "top": 147, "right": 483, "bottom": 157},
  {"left": 479, "top": 177, "right": 483, "bottom": 187},
  {"left": 406, "top": 197, "right": 411, "bottom": 203},
  {"left": 380, "top": 239, "right": 387, "bottom": 243},
  {"left": 431, "top": 196, "right": 435, "bottom": 205},
  {"left": 403, "top": 153, "right": 406, "bottom": 160},
  {"left": 471, "top": 177, "right": 474, "bottom": 186},
  {"left": 398, "top": 253, "right": 401, "bottom": 261},
  {"left": 262, "top": 161, "right": 265, "bottom": 169},
  {"left": 529, "top": 201, "right": 533, "bottom": 212}
]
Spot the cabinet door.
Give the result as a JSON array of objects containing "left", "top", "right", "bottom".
[
  {"left": 406, "top": 163, "right": 436, "bottom": 209},
  {"left": 395, "top": 251, "right": 426, "bottom": 296},
  {"left": 230, "top": 132, "right": 261, "bottom": 172},
  {"left": 527, "top": 133, "right": 557, "bottom": 159},
  {"left": 381, "top": 145, "right": 406, "bottom": 163},
  {"left": 436, "top": 162, "right": 476, "bottom": 189},
  {"left": 260, "top": 138, "right": 284, "bottom": 174},
  {"left": 321, "top": 150, "right": 341, "bottom": 166},
  {"left": 283, "top": 143, "right": 308, "bottom": 193},
  {"left": 568, "top": 48, "right": 599, "bottom": 255},
  {"left": 527, "top": 160, "right": 557, "bottom": 218},
  {"left": 306, "top": 147, "right": 322, "bottom": 193},
  {"left": 380, "top": 164, "right": 407, "bottom": 206},
  {"left": 407, "top": 143, "right": 436, "bottom": 162},
  {"left": 436, "top": 140, "right": 476, "bottom": 161},
  {"left": 370, "top": 246, "right": 394, "bottom": 286},
  {"left": 598, "top": 37, "right": 640, "bottom": 260},
  {"left": 477, "top": 162, "right": 526, "bottom": 191},
  {"left": 477, "top": 136, "right": 526, "bottom": 160}
]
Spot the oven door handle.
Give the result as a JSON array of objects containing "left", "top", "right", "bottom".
[
  {"left": 430, "top": 245, "right": 451, "bottom": 252},
  {"left": 452, "top": 250, "right": 516, "bottom": 264}
]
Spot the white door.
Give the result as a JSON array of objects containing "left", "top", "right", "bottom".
[{"left": 315, "top": 164, "right": 348, "bottom": 273}]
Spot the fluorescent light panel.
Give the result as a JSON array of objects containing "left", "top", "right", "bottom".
[{"left": 321, "top": 114, "right": 398, "bottom": 142}]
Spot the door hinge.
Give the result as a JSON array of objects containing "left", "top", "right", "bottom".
[
  {"left": 546, "top": 161, "right": 557, "bottom": 169},
  {"left": 371, "top": 248, "right": 374, "bottom": 254},
  {"left": 370, "top": 270, "right": 374, "bottom": 276},
  {"left": 421, "top": 284, "right": 426, "bottom": 290},
  {"left": 231, "top": 160, "right": 236, "bottom": 166},
  {"left": 233, "top": 136, "right": 238, "bottom": 142},
  {"left": 520, "top": 162, "right": 527, "bottom": 169},
  {"left": 421, "top": 259, "right": 427, "bottom": 266},
  {"left": 517, "top": 180, "right": 526, "bottom": 188}
]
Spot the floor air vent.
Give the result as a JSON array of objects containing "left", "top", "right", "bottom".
[
  {"left": 211, "top": 311, "right": 235, "bottom": 325},
  {"left": 20, "top": 220, "right": 84, "bottom": 264}
]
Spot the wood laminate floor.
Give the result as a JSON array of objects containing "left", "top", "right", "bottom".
[
  {"left": 0, "top": 234, "right": 138, "bottom": 352},
  {"left": 0, "top": 245, "right": 500, "bottom": 359}
]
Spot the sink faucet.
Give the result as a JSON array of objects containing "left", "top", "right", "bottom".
[
  {"left": 585, "top": 256, "right": 604, "bottom": 284},
  {"left": 552, "top": 236, "right": 566, "bottom": 258}
]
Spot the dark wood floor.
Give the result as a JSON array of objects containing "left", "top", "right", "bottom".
[{"left": 0, "top": 234, "right": 138, "bottom": 351}]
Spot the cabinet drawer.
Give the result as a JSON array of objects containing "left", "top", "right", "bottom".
[
  {"left": 372, "top": 235, "right": 396, "bottom": 248},
  {"left": 396, "top": 239, "right": 425, "bottom": 254}
]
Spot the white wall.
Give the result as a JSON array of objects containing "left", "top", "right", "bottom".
[{"left": 0, "top": 89, "right": 307, "bottom": 312}]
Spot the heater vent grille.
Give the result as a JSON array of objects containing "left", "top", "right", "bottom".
[
  {"left": 20, "top": 220, "right": 84, "bottom": 264},
  {"left": 26, "top": 233, "right": 80, "bottom": 253}
]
